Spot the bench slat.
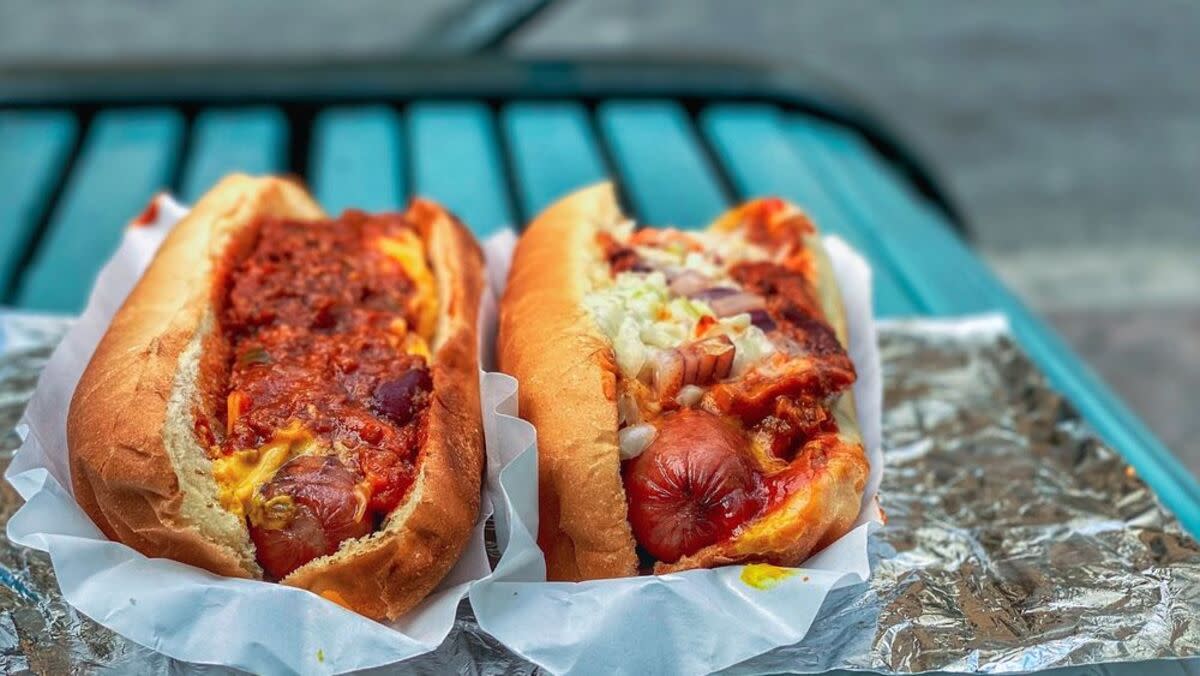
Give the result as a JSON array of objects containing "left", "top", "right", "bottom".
[
  {"left": 181, "top": 107, "right": 288, "bottom": 203},
  {"left": 502, "top": 102, "right": 607, "bottom": 217},
  {"left": 786, "top": 117, "right": 986, "bottom": 315},
  {"left": 14, "top": 109, "right": 183, "bottom": 312},
  {"left": 410, "top": 102, "right": 513, "bottom": 236},
  {"left": 0, "top": 110, "right": 77, "bottom": 300},
  {"left": 598, "top": 100, "right": 728, "bottom": 227},
  {"left": 310, "top": 105, "right": 405, "bottom": 213},
  {"left": 700, "top": 104, "right": 920, "bottom": 316}
]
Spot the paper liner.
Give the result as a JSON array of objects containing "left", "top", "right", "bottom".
[
  {"left": 469, "top": 232, "right": 884, "bottom": 675},
  {"left": 5, "top": 196, "right": 503, "bottom": 674}
]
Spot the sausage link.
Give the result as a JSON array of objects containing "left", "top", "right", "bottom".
[
  {"left": 249, "top": 455, "right": 372, "bottom": 579},
  {"left": 623, "top": 410, "right": 764, "bottom": 563}
]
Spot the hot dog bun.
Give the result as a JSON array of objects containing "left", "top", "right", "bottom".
[
  {"left": 68, "top": 174, "right": 485, "bottom": 619},
  {"left": 497, "top": 184, "right": 639, "bottom": 580},
  {"left": 498, "top": 183, "right": 867, "bottom": 580}
]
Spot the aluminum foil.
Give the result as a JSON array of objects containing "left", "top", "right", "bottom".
[
  {"left": 1, "top": 313, "right": 1198, "bottom": 674},
  {"left": 0, "top": 315, "right": 176, "bottom": 674}
]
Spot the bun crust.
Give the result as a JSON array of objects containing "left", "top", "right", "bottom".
[
  {"left": 498, "top": 183, "right": 867, "bottom": 580},
  {"left": 67, "top": 175, "right": 485, "bottom": 619},
  {"left": 497, "top": 184, "right": 639, "bottom": 581}
]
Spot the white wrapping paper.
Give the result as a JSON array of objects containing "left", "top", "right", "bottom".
[
  {"left": 5, "top": 198, "right": 882, "bottom": 675},
  {"left": 3, "top": 196, "right": 508, "bottom": 674},
  {"left": 470, "top": 233, "right": 885, "bottom": 675}
]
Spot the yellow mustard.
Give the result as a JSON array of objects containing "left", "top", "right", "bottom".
[{"left": 739, "top": 563, "right": 796, "bottom": 590}]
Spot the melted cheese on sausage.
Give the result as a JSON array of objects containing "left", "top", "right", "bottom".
[
  {"left": 378, "top": 232, "right": 438, "bottom": 345},
  {"left": 211, "top": 422, "right": 314, "bottom": 518}
]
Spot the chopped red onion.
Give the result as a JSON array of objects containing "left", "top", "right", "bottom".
[
  {"left": 748, "top": 308, "right": 777, "bottom": 332},
  {"left": 653, "top": 335, "right": 735, "bottom": 400},
  {"left": 668, "top": 270, "right": 710, "bottom": 296},
  {"left": 708, "top": 292, "right": 766, "bottom": 317},
  {"left": 690, "top": 286, "right": 739, "bottom": 302}
]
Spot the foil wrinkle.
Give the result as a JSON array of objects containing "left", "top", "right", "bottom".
[{"left": 1, "top": 314, "right": 1198, "bottom": 674}]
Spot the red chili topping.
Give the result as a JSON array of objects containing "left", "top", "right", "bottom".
[
  {"left": 740, "top": 199, "right": 814, "bottom": 251},
  {"left": 597, "top": 231, "right": 643, "bottom": 274},
  {"left": 215, "top": 210, "right": 433, "bottom": 578},
  {"left": 131, "top": 197, "right": 160, "bottom": 227}
]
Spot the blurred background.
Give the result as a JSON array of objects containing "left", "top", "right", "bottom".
[{"left": 0, "top": 0, "right": 1196, "bottom": 474}]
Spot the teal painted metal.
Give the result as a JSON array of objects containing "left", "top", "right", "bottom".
[
  {"left": 409, "top": 101, "right": 513, "bottom": 236},
  {"left": 310, "top": 105, "right": 404, "bottom": 212},
  {"left": 181, "top": 107, "right": 288, "bottom": 203},
  {"left": 502, "top": 102, "right": 606, "bottom": 216},
  {"left": 597, "top": 100, "right": 726, "bottom": 228},
  {"left": 14, "top": 108, "right": 183, "bottom": 313},
  {"left": 700, "top": 104, "right": 921, "bottom": 316},
  {"left": 0, "top": 110, "right": 77, "bottom": 300},
  {"left": 788, "top": 117, "right": 1200, "bottom": 534},
  {"left": 2, "top": 93, "right": 1192, "bottom": 543},
  {"left": 785, "top": 116, "right": 986, "bottom": 314}
]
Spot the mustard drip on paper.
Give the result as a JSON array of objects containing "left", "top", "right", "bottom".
[{"left": 739, "top": 563, "right": 796, "bottom": 590}]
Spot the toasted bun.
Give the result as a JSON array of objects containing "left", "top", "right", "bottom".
[
  {"left": 67, "top": 175, "right": 485, "bottom": 619},
  {"left": 498, "top": 183, "right": 867, "bottom": 580},
  {"left": 498, "top": 183, "right": 639, "bottom": 580}
]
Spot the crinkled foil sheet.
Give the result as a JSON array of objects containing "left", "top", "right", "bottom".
[{"left": 2, "top": 314, "right": 1198, "bottom": 675}]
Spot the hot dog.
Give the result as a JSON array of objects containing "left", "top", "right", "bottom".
[
  {"left": 67, "top": 175, "right": 485, "bottom": 619},
  {"left": 498, "top": 183, "right": 867, "bottom": 579}
]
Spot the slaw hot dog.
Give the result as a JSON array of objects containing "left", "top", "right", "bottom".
[{"left": 498, "top": 183, "right": 867, "bottom": 579}]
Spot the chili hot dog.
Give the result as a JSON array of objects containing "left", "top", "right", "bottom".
[{"left": 68, "top": 175, "right": 485, "bottom": 619}]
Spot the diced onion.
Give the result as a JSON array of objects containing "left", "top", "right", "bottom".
[
  {"left": 617, "top": 392, "right": 641, "bottom": 426},
  {"left": 748, "top": 308, "right": 777, "bottom": 332},
  {"left": 675, "top": 384, "right": 705, "bottom": 407},
  {"left": 618, "top": 423, "right": 658, "bottom": 460},
  {"left": 691, "top": 286, "right": 739, "bottom": 302},
  {"left": 613, "top": 320, "right": 647, "bottom": 377},
  {"left": 668, "top": 270, "right": 710, "bottom": 296},
  {"left": 709, "top": 292, "right": 765, "bottom": 317},
  {"left": 652, "top": 350, "right": 685, "bottom": 399},
  {"left": 652, "top": 335, "right": 735, "bottom": 400}
]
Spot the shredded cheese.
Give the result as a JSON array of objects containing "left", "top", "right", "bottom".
[
  {"left": 404, "top": 333, "right": 432, "bottom": 360},
  {"left": 388, "top": 317, "right": 431, "bottom": 359},
  {"left": 378, "top": 231, "right": 438, "bottom": 342}
]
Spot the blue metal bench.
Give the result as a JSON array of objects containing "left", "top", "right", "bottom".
[{"left": 1, "top": 59, "right": 1196, "bottom": 544}]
